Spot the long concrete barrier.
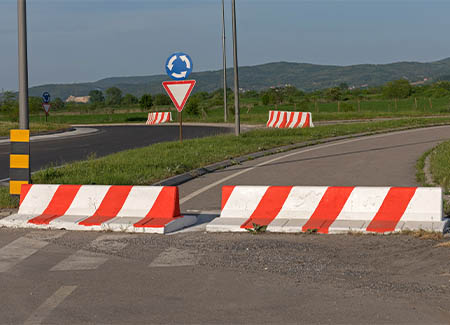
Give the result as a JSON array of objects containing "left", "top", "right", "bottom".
[
  {"left": 0, "top": 184, "right": 196, "bottom": 234},
  {"left": 206, "top": 186, "right": 444, "bottom": 233},
  {"left": 146, "top": 112, "right": 172, "bottom": 125},
  {"left": 266, "top": 111, "right": 314, "bottom": 128}
]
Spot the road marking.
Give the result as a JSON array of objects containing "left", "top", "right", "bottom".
[
  {"left": 50, "top": 250, "right": 108, "bottom": 271},
  {"left": 24, "top": 285, "right": 77, "bottom": 325},
  {"left": 150, "top": 248, "right": 199, "bottom": 267},
  {"left": 0, "top": 231, "right": 65, "bottom": 273},
  {"left": 180, "top": 125, "right": 450, "bottom": 204}
]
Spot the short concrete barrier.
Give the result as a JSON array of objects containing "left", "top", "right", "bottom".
[
  {"left": 0, "top": 184, "right": 196, "bottom": 234},
  {"left": 266, "top": 111, "right": 314, "bottom": 128},
  {"left": 146, "top": 112, "right": 172, "bottom": 125},
  {"left": 206, "top": 186, "right": 444, "bottom": 233}
]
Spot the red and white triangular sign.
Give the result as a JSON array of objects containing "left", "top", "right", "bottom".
[
  {"left": 162, "top": 80, "right": 196, "bottom": 112},
  {"left": 42, "top": 103, "right": 51, "bottom": 114}
]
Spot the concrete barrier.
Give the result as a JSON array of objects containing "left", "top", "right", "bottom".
[
  {"left": 206, "top": 186, "right": 444, "bottom": 233},
  {"left": 0, "top": 184, "right": 196, "bottom": 234},
  {"left": 146, "top": 112, "right": 172, "bottom": 125},
  {"left": 266, "top": 111, "right": 314, "bottom": 128}
]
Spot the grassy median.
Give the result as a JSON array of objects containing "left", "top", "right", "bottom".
[
  {"left": 0, "top": 121, "right": 70, "bottom": 137},
  {"left": 2, "top": 117, "right": 450, "bottom": 209}
]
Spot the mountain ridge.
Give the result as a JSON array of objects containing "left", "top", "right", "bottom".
[{"left": 27, "top": 57, "right": 450, "bottom": 100}]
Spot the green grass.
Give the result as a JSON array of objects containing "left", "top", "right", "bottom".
[
  {"left": 3, "top": 116, "right": 450, "bottom": 209},
  {"left": 429, "top": 141, "right": 450, "bottom": 194},
  {"left": 0, "top": 121, "right": 70, "bottom": 137},
  {"left": 415, "top": 149, "right": 432, "bottom": 186},
  {"left": 30, "top": 116, "right": 450, "bottom": 187},
  {"left": 0, "top": 187, "right": 19, "bottom": 208},
  {"left": 12, "top": 97, "right": 450, "bottom": 126}
]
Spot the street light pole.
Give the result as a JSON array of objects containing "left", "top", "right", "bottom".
[
  {"left": 222, "top": 0, "right": 227, "bottom": 123},
  {"left": 231, "top": 0, "right": 240, "bottom": 136},
  {"left": 17, "top": 0, "right": 29, "bottom": 129}
]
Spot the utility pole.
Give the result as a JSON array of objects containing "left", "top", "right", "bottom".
[
  {"left": 18, "top": 0, "right": 29, "bottom": 129},
  {"left": 222, "top": 0, "right": 227, "bottom": 122},
  {"left": 231, "top": 0, "right": 240, "bottom": 136}
]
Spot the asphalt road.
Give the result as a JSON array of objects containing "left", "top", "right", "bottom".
[
  {"left": 1, "top": 125, "right": 450, "bottom": 324},
  {"left": 0, "top": 125, "right": 231, "bottom": 180},
  {"left": 179, "top": 125, "right": 450, "bottom": 212}
]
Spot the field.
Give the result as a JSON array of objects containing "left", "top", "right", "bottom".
[
  {"left": 5, "top": 96, "right": 448, "bottom": 126},
  {"left": 0, "top": 121, "right": 70, "bottom": 137}
]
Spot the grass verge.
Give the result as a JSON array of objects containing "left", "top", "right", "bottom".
[
  {"left": 429, "top": 140, "right": 450, "bottom": 193},
  {"left": 3, "top": 116, "right": 450, "bottom": 208},
  {"left": 0, "top": 121, "right": 70, "bottom": 137}
]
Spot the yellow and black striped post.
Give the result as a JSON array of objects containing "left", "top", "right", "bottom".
[{"left": 10, "top": 129, "right": 30, "bottom": 196}]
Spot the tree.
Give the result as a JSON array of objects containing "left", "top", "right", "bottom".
[
  {"left": 325, "top": 87, "right": 342, "bottom": 101},
  {"left": 53, "top": 97, "right": 65, "bottom": 110},
  {"left": 29, "top": 97, "right": 43, "bottom": 114},
  {"left": 382, "top": 79, "right": 411, "bottom": 99},
  {"left": 122, "top": 93, "right": 138, "bottom": 105},
  {"left": 185, "top": 97, "right": 200, "bottom": 116},
  {"left": 339, "top": 82, "right": 349, "bottom": 90},
  {"left": 88, "top": 90, "right": 105, "bottom": 104},
  {"left": 153, "top": 93, "right": 172, "bottom": 106},
  {"left": 139, "top": 94, "right": 153, "bottom": 110},
  {"left": 105, "top": 87, "right": 122, "bottom": 105}
]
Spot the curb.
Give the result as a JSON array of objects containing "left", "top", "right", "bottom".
[
  {"left": 0, "top": 127, "right": 75, "bottom": 141},
  {"left": 153, "top": 122, "right": 450, "bottom": 187}
]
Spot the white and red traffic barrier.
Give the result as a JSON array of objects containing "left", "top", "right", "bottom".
[
  {"left": 206, "top": 186, "right": 444, "bottom": 233},
  {"left": 266, "top": 111, "right": 314, "bottom": 128},
  {"left": 146, "top": 112, "right": 172, "bottom": 125},
  {"left": 0, "top": 184, "right": 196, "bottom": 234}
]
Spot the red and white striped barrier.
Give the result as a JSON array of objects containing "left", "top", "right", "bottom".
[
  {"left": 146, "top": 112, "right": 172, "bottom": 125},
  {"left": 206, "top": 186, "right": 444, "bottom": 233},
  {"left": 266, "top": 111, "right": 314, "bottom": 128},
  {"left": 0, "top": 184, "right": 196, "bottom": 234}
]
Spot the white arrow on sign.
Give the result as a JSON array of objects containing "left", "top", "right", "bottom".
[
  {"left": 179, "top": 55, "right": 191, "bottom": 69},
  {"left": 171, "top": 71, "right": 187, "bottom": 79},
  {"left": 167, "top": 55, "right": 177, "bottom": 71}
]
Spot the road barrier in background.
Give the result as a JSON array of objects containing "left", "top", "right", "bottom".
[
  {"left": 206, "top": 186, "right": 444, "bottom": 233},
  {"left": 146, "top": 112, "right": 172, "bottom": 125},
  {"left": 266, "top": 111, "right": 314, "bottom": 128},
  {"left": 0, "top": 184, "right": 196, "bottom": 234},
  {"left": 9, "top": 129, "right": 30, "bottom": 196}
]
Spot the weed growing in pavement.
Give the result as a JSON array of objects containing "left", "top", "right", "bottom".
[
  {"left": 305, "top": 228, "right": 319, "bottom": 235},
  {"left": 399, "top": 229, "right": 443, "bottom": 240},
  {"left": 246, "top": 223, "right": 267, "bottom": 234},
  {"left": 435, "top": 241, "right": 450, "bottom": 248}
]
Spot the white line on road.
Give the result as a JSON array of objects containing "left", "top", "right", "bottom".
[
  {"left": 23, "top": 285, "right": 77, "bottom": 325},
  {"left": 50, "top": 250, "right": 109, "bottom": 271},
  {"left": 0, "top": 231, "right": 66, "bottom": 273},
  {"left": 180, "top": 125, "right": 450, "bottom": 204}
]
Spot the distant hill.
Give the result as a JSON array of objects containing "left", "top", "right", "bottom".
[{"left": 27, "top": 58, "right": 450, "bottom": 100}]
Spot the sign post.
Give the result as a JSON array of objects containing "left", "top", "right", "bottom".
[{"left": 163, "top": 53, "right": 195, "bottom": 142}]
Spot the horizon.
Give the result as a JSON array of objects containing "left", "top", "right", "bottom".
[{"left": 2, "top": 0, "right": 450, "bottom": 91}]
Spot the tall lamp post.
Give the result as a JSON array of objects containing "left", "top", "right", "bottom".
[
  {"left": 231, "top": 0, "right": 240, "bottom": 136},
  {"left": 222, "top": 0, "right": 227, "bottom": 122},
  {"left": 18, "top": 0, "right": 29, "bottom": 129}
]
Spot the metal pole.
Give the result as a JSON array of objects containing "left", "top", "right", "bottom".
[
  {"left": 17, "top": 0, "right": 29, "bottom": 129},
  {"left": 231, "top": 0, "right": 240, "bottom": 136},
  {"left": 222, "top": 0, "right": 227, "bottom": 123}
]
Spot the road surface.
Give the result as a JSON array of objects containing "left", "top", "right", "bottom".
[{"left": 1, "top": 125, "right": 450, "bottom": 324}]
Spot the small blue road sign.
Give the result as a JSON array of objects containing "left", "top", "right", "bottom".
[
  {"left": 165, "top": 53, "right": 193, "bottom": 81},
  {"left": 42, "top": 92, "right": 51, "bottom": 103}
]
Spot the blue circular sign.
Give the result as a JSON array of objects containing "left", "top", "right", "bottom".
[
  {"left": 165, "top": 52, "right": 193, "bottom": 80},
  {"left": 42, "top": 92, "right": 51, "bottom": 103}
]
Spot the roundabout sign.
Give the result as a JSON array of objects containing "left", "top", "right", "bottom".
[{"left": 165, "top": 52, "right": 193, "bottom": 80}]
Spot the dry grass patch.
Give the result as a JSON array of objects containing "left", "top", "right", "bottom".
[
  {"left": 400, "top": 229, "right": 443, "bottom": 240},
  {"left": 435, "top": 241, "right": 450, "bottom": 248}
]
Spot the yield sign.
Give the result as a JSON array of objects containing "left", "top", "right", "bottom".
[
  {"left": 42, "top": 103, "right": 51, "bottom": 115},
  {"left": 162, "top": 80, "right": 196, "bottom": 112}
]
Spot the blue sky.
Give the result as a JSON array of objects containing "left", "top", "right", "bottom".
[{"left": 1, "top": 0, "right": 450, "bottom": 91}]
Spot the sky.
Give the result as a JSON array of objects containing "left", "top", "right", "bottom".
[{"left": 1, "top": 0, "right": 450, "bottom": 91}]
